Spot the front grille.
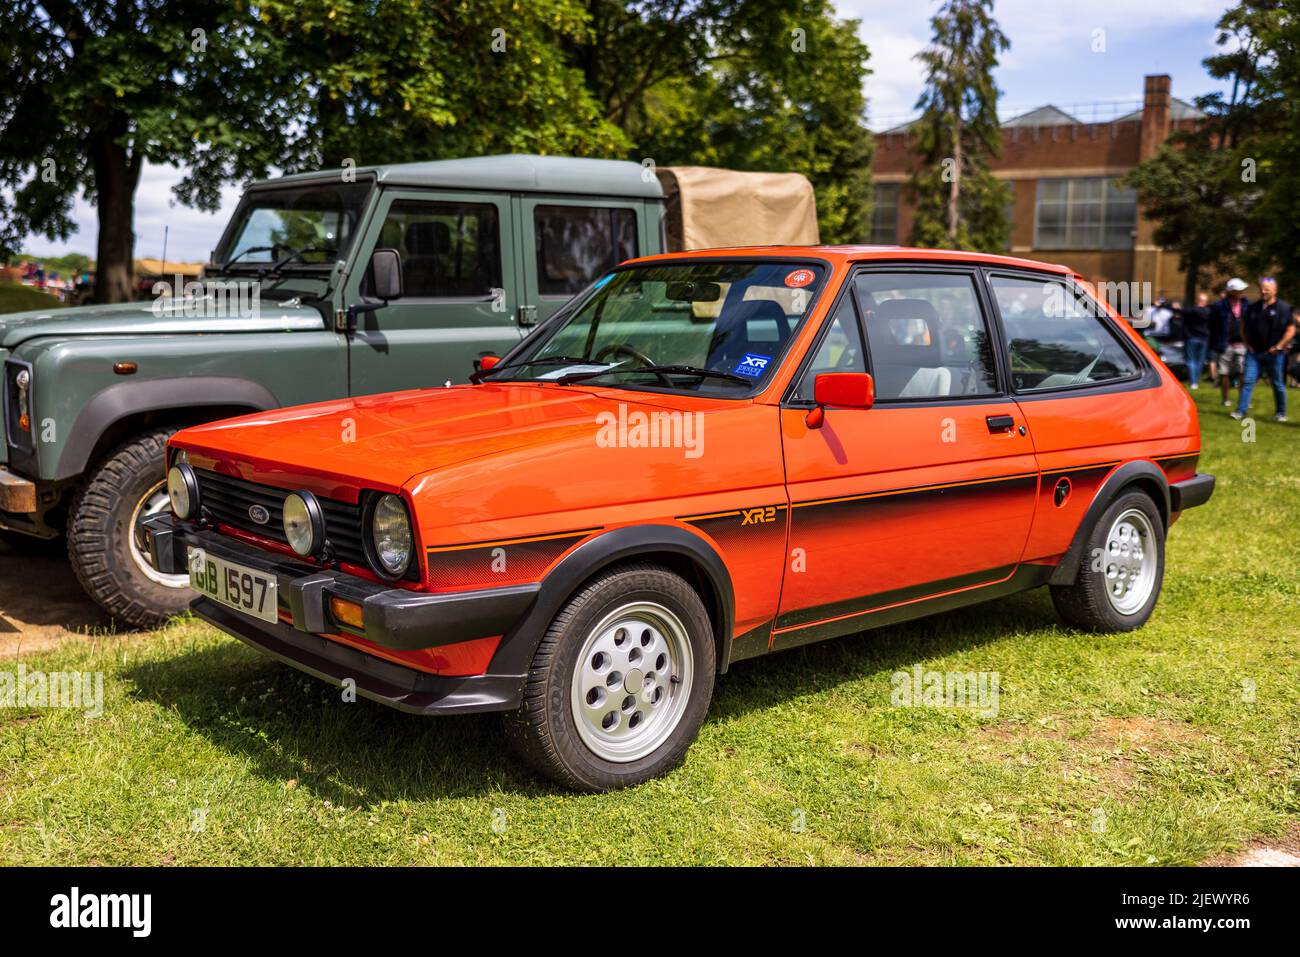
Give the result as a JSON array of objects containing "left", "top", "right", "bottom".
[{"left": 195, "top": 468, "right": 369, "bottom": 570}]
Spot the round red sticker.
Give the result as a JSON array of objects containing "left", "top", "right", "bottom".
[{"left": 784, "top": 269, "right": 815, "bottom": 288}]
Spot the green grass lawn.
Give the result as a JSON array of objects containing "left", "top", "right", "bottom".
[
  {"left": 0, "top": 283, "right": 65, "bottom": 315},
  {"left": 1, "top": 388, "right": 1297, "bottom": 865}
]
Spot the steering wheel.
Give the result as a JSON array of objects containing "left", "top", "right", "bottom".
[{"left": 594, "top": 343, "right": 673, "bottom": 386}]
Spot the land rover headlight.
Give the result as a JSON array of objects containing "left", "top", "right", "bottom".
[
  {"left": 370, "top": 494, "right": 412, "bottom": 577},
  {"left": 283, "top": 491, "right": 325, "bottom": 557},
  {"left": 167, "top": 463, "right": 200, "bottom": 520},
  {"left": 14, "top": 368, "right": 30, "bottom": 432}
]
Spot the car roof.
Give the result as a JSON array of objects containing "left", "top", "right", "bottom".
[
  {"left": 255, "top": 154, "right": 664, "bottom": 200},
  {"left": 625, "top": 244, "right": 1072, "bottom": 274}
]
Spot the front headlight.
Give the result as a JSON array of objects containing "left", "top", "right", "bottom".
[
  {"left": 167, "top": 463, "right": 199, "bottom": 520},
  {"left": 4, "top": 360, "right": 35, "bottom": 448},
  {"left": 14, "top": 368, "right": 30, "bottom": 432},
  {"left": 370, "top": 494, "right": 412, "bottom": 577},
  {"left": 283, "top": 491, "right": 324, "bottom": 557}
]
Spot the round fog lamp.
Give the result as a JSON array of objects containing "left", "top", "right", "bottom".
[
  {"left": 167, "top": 464, "right": 199, "bottom": 520},
  {"left": 283, "top": 491, "right": 324, "bottom": 556}
]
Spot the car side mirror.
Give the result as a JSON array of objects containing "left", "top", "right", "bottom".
[
  {"left": 368, "top": 248, "right": 403, "bottom": 301},
  {"left": 806, "top": 372, "right": 874, "bottom": 429}
]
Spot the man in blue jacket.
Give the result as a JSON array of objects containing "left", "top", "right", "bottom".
[{"left": 1210, "top": 278, "right": 1250, "bottom": 407}]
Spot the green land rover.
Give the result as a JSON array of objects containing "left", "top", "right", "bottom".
[{"left": 0, "top": 155, "right": 819, "bottom": 627}]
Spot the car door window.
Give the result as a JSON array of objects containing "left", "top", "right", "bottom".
[
  {"left": 989, "top": 275, "right": 1138, "bottom": 391},
  {"left": 377, "top": 199, "right": 501, "bottom": 299},
  {"left": 534, "top": 205, "right": 637, "bottom": 297},
  {"left": 792, "top": 294, "right": 866, "bottom": 400},
  {"left": 852, "top": 272, "right": 999, "bottom": 401}
]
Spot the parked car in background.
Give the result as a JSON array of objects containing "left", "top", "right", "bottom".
[
  {"left": 144, "top": 245, "right": 1214, "bottom": 790},
  {"left": 1, "top": 155, "right": 819, "bottom": 626}
]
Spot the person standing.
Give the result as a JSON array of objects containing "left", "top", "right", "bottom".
[
  {"left": 1211, "top": 278, "right": 1250, "bottom": 407},
  {"left": 1232, "top": 277, "right": 1296, "bottom": 423},
  {"left": 1181, "top": 292, "right": 1212, "bottom": 389}
]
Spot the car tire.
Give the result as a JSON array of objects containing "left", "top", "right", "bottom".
[
  {"left": 503, "top": 563, "right": 716, "bottom": 792},
  {"left": 67, "top": 427, "right": 191, "bottom": 629},
  {"left": 1050, "top": 489, "right": 1165, "bottom": 632}
]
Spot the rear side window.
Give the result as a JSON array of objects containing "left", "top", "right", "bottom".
[
  {"left": 535, "top": 205, "right": 637, "bottom": 297},
  {"left": 852, "top": 272, "right": 999, "bottom": 401},
  {"left": 378, "top": 200, "right": 501, "bottom": 298},
  {"left": 989, "top": 275, "right": 1139, "bottom": 392}
]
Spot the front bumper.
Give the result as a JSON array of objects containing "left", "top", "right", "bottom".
[
  {"left": 194, "top": 598, "right": 524, "bottom": 715},
  {"left": 142, "top": 514, "right": 537, "bottom": 714},
  {"left": 0, "top": 468, "right": 36, "bottom": 513}
]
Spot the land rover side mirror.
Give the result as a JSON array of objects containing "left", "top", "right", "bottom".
[
  {"left": 806, "top": 372, "right": 874, "bottom": 429},
  {"left": 368, "top": 248, "right": 403, "bottom": 301},
  {"left": 342, "top": 249, "right": 404, "bottom": 332}
]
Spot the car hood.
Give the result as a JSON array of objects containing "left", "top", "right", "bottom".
[
  {"left": 173, "top": 383, "right": 741, "bottom": 491},
  {"left": 0, "top": 297, "right": 324, "bottom": 348}
]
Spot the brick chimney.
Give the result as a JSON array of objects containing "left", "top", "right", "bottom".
[{"left": 1139, "top": 74, "right": 1172, "bottom": 161}]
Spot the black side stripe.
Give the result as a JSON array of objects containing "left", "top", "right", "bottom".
[
  {"left": 775, "top": 564, "right": 1018, "bottom": 632},
  {"left": 791, "top": 471, "right": 1038, "bottom": 512}
]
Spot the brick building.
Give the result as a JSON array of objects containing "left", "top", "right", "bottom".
[{"left": 871, "top": 75, "right": 1203, "bottom": 297}]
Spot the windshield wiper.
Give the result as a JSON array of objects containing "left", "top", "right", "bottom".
[
  {"left": 212, "top": 245, "right": 275, "bottom": 274},
  {"left": 257, "top": 245, "right": 336, "bottom": 279},
  {"left": 557, "top": 364, "right": 752, "bottom": 386},
  {"left": 470, "top": 355, "right": 596, "bottom": 384}
]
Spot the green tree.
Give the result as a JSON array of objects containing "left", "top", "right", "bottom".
[
  {"left": 1121, "top": 2, "right": 1271, "bottom": 302},
  {"left": 589, "top": 0, "right": 874, "bottom": 243},
  {"left": 253, "top": 0, "right": 627, "bottom": 169},
  {"left": 1230, "top": 1, "right": 1300, "bottom": 288},
  {"left": 907, "top": 0, "right": 1011, "bottom": 250},
  {"left": 0, "top": 2, "right": 296, "bottom": 302},
  {"left": 1, "top": 1, "right": 626, "bottom": 303}
]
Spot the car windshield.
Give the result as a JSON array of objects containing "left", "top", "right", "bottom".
[
  {"left": 486, "top": 260, "right": 827, "bottom": 395},
  {"left": 216, "top": 182, "right": 372, "bottom": 271}
]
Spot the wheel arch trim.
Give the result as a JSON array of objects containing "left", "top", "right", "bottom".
[
  {"left": 53, "top": 376, "right": 279, "bottom": 480},
  {"left": 1048, "top": 459, "right": 1170, "bottom": 586},
  {"left": 491, "top": 524, "right": 737, "bottom": 676}
]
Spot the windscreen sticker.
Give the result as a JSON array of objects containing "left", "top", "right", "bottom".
[
  {"left": 734, "top": 353, "right": 772, "bottom": 378},
  {"left": 592, "top": 273, "right": 614, "bottom": 290},
  {"left": 784, "top": 268, "right": 816, "bottom": 288}
]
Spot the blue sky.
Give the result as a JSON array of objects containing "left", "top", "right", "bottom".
[{"left": 22, "top": 0, "right": 1236, "bottom": 263}]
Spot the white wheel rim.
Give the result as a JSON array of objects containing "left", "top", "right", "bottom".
[
  {"left": 130, "top": 481, "right": 189, "bottom": 589},
  {"left": 1102, "top": 508, "right": 1157, "bottom": 616},
  {"left": 569, "top": 601, "right": 694, "bottom": 763}
]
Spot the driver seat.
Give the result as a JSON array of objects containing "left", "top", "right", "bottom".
[{"left": 706, "top": 300, "right": 792, "bottom": 370}]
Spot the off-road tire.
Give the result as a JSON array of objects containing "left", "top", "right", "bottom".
[
  {"left": 503, "top": 563, "right": 716, "bottom": 792},
  {"left": 67, "top": 427, "right": 189, "bottom": 628},
  {"left": 1050, "top": 490, "right": 1165, "bottom": 632}
]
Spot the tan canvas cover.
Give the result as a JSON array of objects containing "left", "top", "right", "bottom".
[{"left": 655, "top": 166, "right": 820, "bottom": 251}]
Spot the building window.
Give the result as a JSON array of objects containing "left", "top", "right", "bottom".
[
  {"left": 870, "top": 183, "right": 900, "bottom": 244},
  {"left": 1034, "top": 177, "right": 1136, "bottom": 250},
  {"left": 534, "top": 205, "right": 637, "bottom": 297}
]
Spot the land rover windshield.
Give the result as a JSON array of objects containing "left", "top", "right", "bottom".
[{"left": 213, "top": 182, "right": 372, "bottom": 294}]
